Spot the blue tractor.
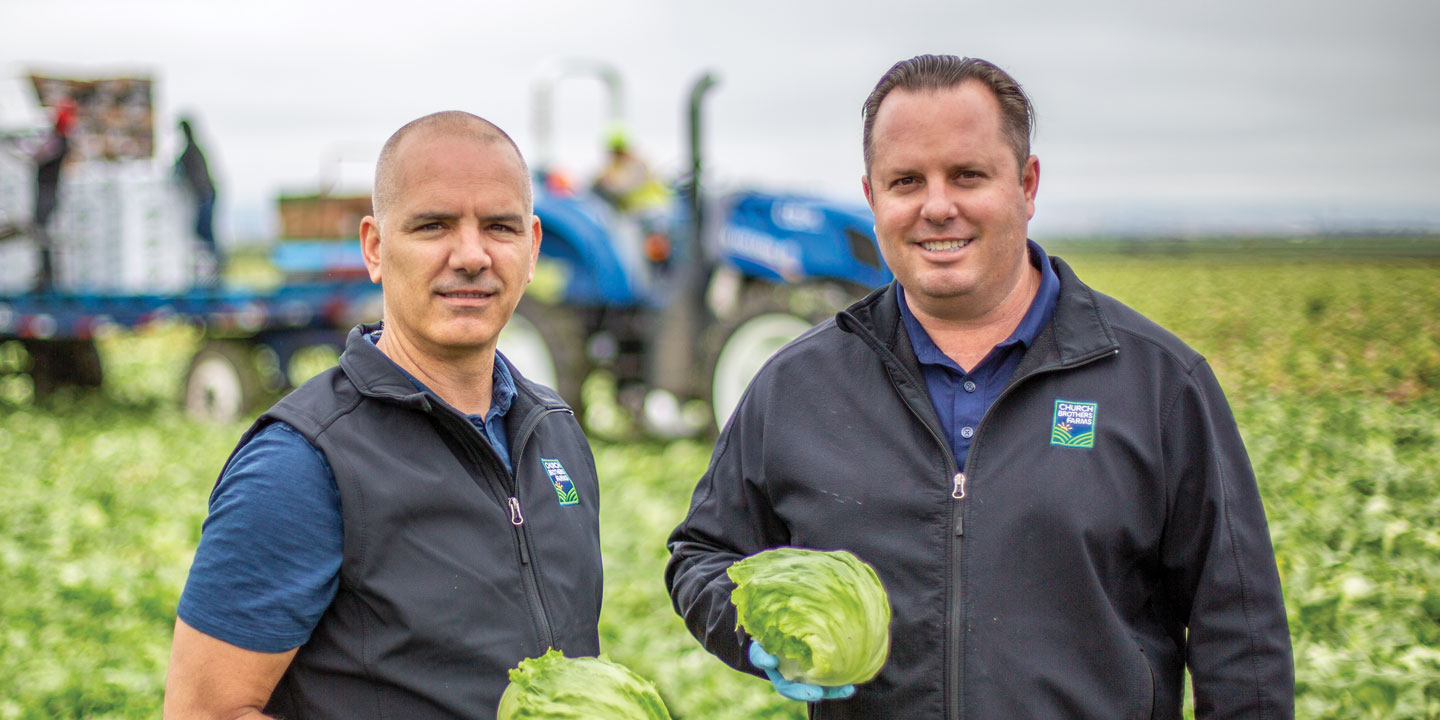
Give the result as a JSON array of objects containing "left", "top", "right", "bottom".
[{"left": 498, "top": 63, "right": 890, "bottom": 435}]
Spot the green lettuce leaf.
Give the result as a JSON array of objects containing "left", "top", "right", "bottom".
[
  {"left": 497, "top": 648, "right": 673, "bottom": 720},
  {"left": 727, "top": 547, "right": 891, "bottom": 686}
]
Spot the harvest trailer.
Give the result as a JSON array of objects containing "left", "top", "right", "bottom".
[
  {"left": 0, "top": 71, "right": 380, "bottom": 420},
  {"left": 2, "top": 278, "right": 380, "bottom": 420}
]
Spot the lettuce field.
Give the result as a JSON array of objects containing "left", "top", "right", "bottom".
[{"left": 0, "top": 237, "right": 1437, "bottom": 718}]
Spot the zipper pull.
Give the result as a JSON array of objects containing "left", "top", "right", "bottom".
[
  {"left": 508, "top": 496, "right": 531, "bottom": 564},
  {"left": 952, "top": 472, "right": 967, "bottom": 500},
  {"left": 953, "top": 472, "right": 966, "bottom": 537}
]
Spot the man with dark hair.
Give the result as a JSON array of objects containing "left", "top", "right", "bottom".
[
  {"left": 667, "top": 55, "right": 1293, "bottom": 718},
  {"left": 164, "top": 111, "right": 603, "bottom": 720}
]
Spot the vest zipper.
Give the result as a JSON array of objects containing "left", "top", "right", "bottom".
[
  {"left": 506, "top": 406, "right": 571, "bottom": 649},
  {"left": 438, "top": 401, "right": 571, "bottom": 654},
  {"left": 508, "top": 497, "right": 530, "bottom": 564}
]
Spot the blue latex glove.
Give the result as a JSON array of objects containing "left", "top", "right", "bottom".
[{"left": 748, "top": 641, "right": 856, "bottom": 702}]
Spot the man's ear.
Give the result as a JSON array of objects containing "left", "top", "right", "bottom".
[
  {"left": 525, "top": 215, "right": 543, "bottom": 284},
  {"left": 1021, "top": 156, "right": 1040, "bottom": 221},
  {"left": 360, "top": 216, "right": 383, "bottom": 284},
  {"left": 862, "top": 174, "right": 874, "bottom": 210}
]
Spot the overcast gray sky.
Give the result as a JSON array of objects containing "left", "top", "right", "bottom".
[{"left": 5, "top": 0, "right": 1438, "bottom": 241}]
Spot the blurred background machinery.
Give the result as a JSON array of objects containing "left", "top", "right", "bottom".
[{"left": 0, "top": 63, "right": 892, "bottom": 436}]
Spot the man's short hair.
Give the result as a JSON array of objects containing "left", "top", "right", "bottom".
[
  {"left": 372, "top": 111, "right": 532, "bottom": 221},
  {"left": 861, "top": 55, "right": 1035, "bottom": 176}
]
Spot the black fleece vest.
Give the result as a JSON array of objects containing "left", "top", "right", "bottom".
[{"left": 242, "top": 325, "right": 602, "bottom": 720}]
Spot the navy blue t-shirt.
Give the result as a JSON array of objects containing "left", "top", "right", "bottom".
[
  {"left": 898, "top": 240, "right": 1059, "bottom": 469},
  {"left": 177, "top": 345, "right": 519, "bottom": 652}
]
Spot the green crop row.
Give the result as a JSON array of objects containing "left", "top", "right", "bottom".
[{"left": 0, "top": 245, "right": 1436, "bottom": 718}]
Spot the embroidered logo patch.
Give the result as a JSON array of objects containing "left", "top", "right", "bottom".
[
  {"left": 541, "top": 458, "right": 579, "bottom": 506},
  {"left": 1051, "top": 400, "right": 1098, "bottom": 449}
]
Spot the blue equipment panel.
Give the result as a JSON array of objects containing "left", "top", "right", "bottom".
[
  {"left": 717, "top": 192, "right": 891, "bottom": 289},
  {"left": 0, "top": 281, "right": 379, "bottom": 341}
]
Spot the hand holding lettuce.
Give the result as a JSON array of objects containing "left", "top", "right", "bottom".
[
  {"left": 728, "top": 547, "right": 892, "bottom": 698},
  {"left": 497, "top": 648, "right": 672, "bottom": 720},
  {"left": 749, "top": 641, "right": 856, "bottom": 701}
]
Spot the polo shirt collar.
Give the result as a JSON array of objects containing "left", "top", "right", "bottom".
[
  {"left": 488, "top": 351, "right": 517, "bottom": 419},
  {"left": 897, "top": 239, "right": 1060, "bottom": 367},
  {"left": 1004, "top": 240, "right": 1060, "bottom": 350},
  {"left": 361, "top": 328, "right": 516, "bottom": 422}
]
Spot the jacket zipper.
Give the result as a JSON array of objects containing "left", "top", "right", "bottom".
[
  {"left": 944, "top": 345, "right": 1118, "bottom": 720},
  {"left": 947, "top": 473, "right": 966, "bottom": 720},
  {"left": 847, "top": 312, "right": 1118, "bottom": 720},
  {"left": 897, "top": 385, "right": 969, "bottom": 720},
  {"left": 850, "top": 330, "right": 967, "bottom": 720}
]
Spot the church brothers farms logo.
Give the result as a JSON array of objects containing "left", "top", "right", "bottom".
[
  {"left": 541, "top": 458, "right": 579, "bottom": 506},
  {"left": 1051, "top": 400, "right": 1097, "bottom": 449}
]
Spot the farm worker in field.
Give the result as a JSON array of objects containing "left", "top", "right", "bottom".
[
  {"left": 593, "top": 127, "right": 675, "bottom": 273},
  {"left": 164, "top": 111, "right": 604, "bottom": 720},
  {"left": 30, "top": 97, "right": 76, "bottom": 291},
  {"left": 667, "top": 55, "right": 1295, "bottom": 718},
  {"left": 32, "top": 97, "right": 75, "bottom": 232},
  {"left": 592, "top": 127, "right": 671, "bottom": 216},
  {"left": 175, "top": 117, "right": 220, "bottom": 277}
]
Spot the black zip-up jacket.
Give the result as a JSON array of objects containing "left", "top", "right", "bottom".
[
  {"left": 667, "top": 257, "right": 1293, "bottom": 719},
  {"left": 243, "top": 324, "right": 602, "bottom": 719}
]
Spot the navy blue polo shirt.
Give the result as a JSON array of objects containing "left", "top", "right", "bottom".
[
  {"left": 365, "top": 331, "right": 516, "bottom": 473},
  {"left": 177, "top": 341, "right": 518, "bottom": 652},
  {"left": 898, "top": 240, "right": 1059, "bottom": 469}
]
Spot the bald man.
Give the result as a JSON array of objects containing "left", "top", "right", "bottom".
[{"left": 164, "top": 112, "right": 603, "bottom": 720}]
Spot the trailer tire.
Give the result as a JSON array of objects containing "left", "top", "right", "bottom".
[
  {"left": 71, "top": 341, "right": 103, "bottom": 388},
  {"left": 501, "top": 297, "right": 590, "bottom": 417},
  {"left": 705, "top": 282, "right": 857, "bottom": 434},
  {"left": 24, "top": 339, "right": 103, "bottom": 398},
  {"left": 184, "top": 340, "right": 266, "bottom": 423}
]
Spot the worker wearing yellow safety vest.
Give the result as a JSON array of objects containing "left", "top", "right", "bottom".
[{"left": 592, "top": 128, "right": 670, "bottom": 215}]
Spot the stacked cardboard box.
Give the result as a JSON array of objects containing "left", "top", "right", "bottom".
[
  {"left": 0, "top": 149, "right": 38, "bottom": 292},
  {"left": 0, "top": 146, "right": 33, "bottom": 222},
  {"left": 30, "top": 75, "right": 154, "bottom": 163},
  {"left": 278, "top": 193, "right": 372, "bottom": 240},
  {"left": 0, "top": 237, "right": 39, "bottom": 293},
  {"left": 2, "top": 74, "right": 192, "bottom": 295},
  {"left": 53, "top": 161, "right": 195, "bottom": 294}
]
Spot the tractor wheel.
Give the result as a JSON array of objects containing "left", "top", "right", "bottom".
[
  {"left": 500, "top": 297, "right": 590, "bottom": 416},
  {"left": 183, "top": 340, "right": 266, "bottom": 423},
  {"left": 705, "top": 282, "right": 857, "bottom": 433}
]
